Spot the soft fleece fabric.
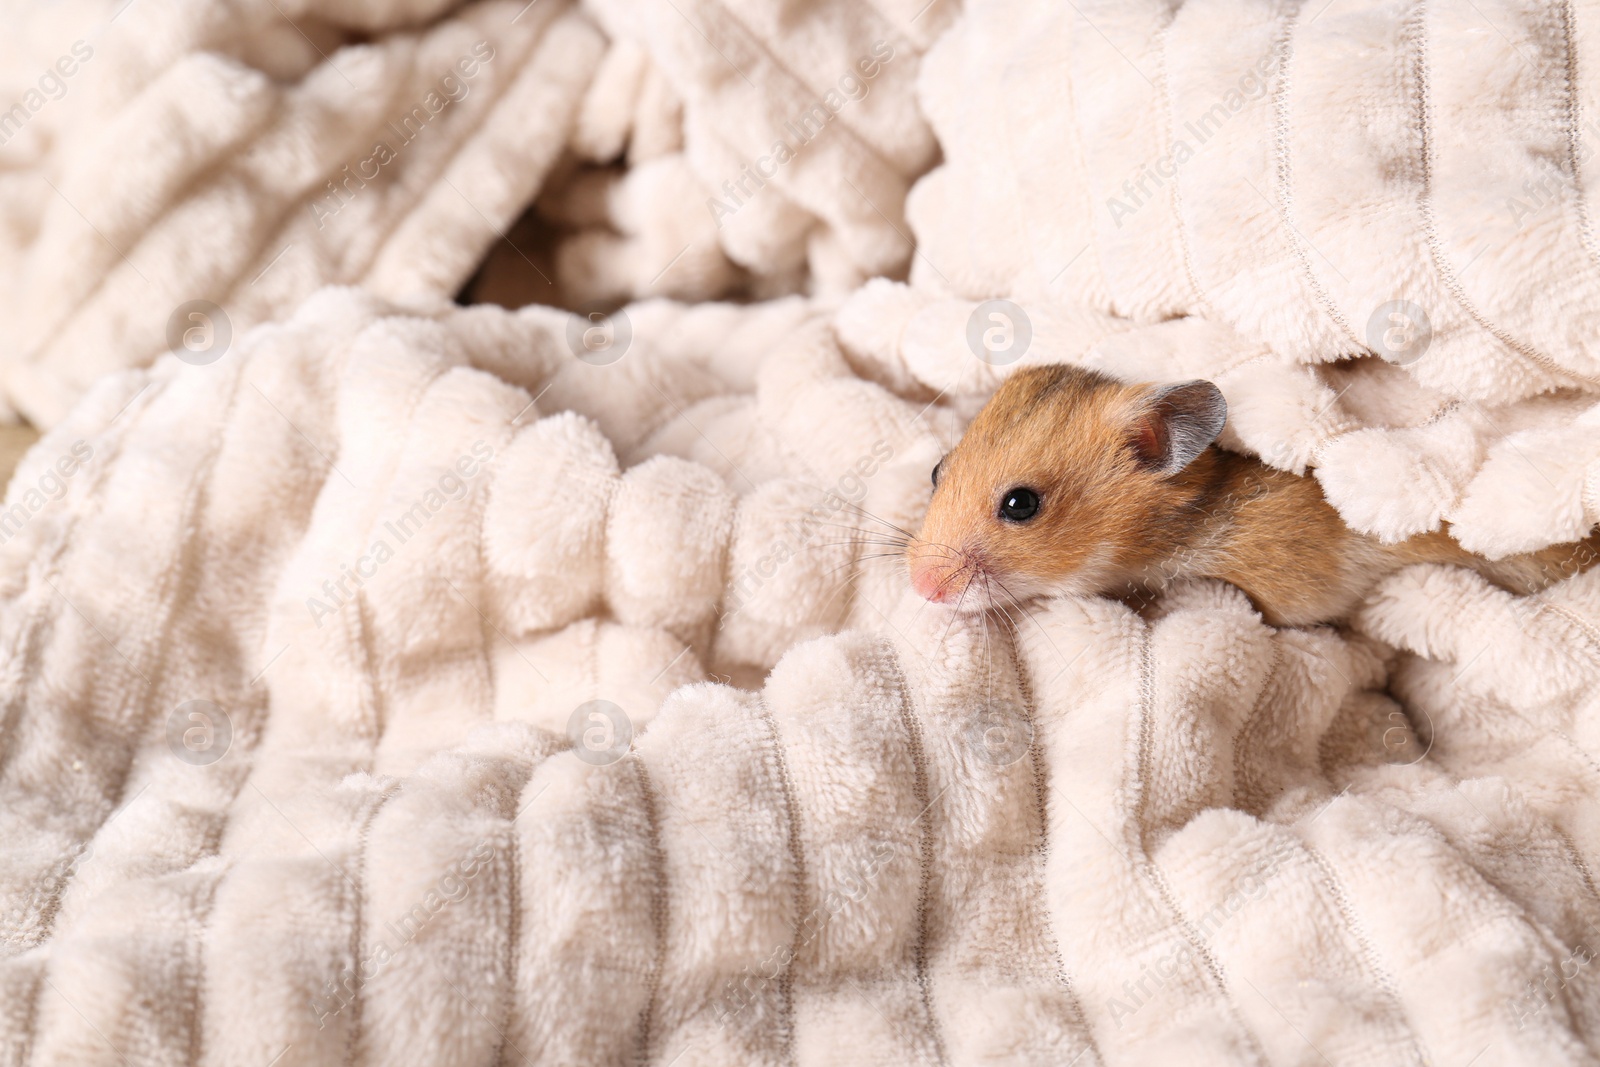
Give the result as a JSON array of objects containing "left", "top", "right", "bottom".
[
  {"left": 3, "top": 0, "right": 1600, "bottom": 1064},
  {"left": 2, "top": 287, "right": 1599, "bottom": 1066},
  {"left": 0, "top": 0, "right": 941, "bottom": 427}
]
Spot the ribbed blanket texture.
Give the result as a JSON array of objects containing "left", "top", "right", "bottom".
[{"left": 3, "top": 0, "right": 1600, "bottom": 1064}]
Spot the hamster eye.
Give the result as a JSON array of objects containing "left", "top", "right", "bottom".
[
  {"left": 998, "top": 487, "right": 1040, "bottom": 522},
  {"left": 931, "top": 457, "right": 945, "bottom": 489}
]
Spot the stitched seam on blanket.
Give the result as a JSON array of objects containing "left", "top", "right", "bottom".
[
  {"left": 1132, "top": 627, "right": 1270, "bottom": 1064},
  {"left": 1141, "top": 862, "right": 1271, "bottom": 1060},
  {"left": 629, "top": 754, "right": 668, "bottom": 1067},
  {"left": 1269, "top": 4, "right": 1363, "bottom": 351},
  {"left": 1558, "top": 0, "right": 1600, "bottom": 278},
  {"left": 496, "top": 819, "right": 521, "bottom": 1067},
  {"left": 1533, "top": 599, "right": 1600, "bottom": 665},
  {"left": 1006, "top": 620, "right": 1102, "bottom": 1062},
  {"left": 15, "top": 961, "right": 41, "bottom": 1067},
  {"left": 757, "top": 702, "right": 805, "bottom": 1065},
  {"left": 1556, "top": 731, "right": 1600, "bottom": 792},
  {"left": 1229, "top": 641, "right": 1283, "bottom": 815},
  {"left": 346, "top": 784, "right": 399, "bottom": 1067},
  {"left": 881, "top": 643, "right": 948, "bottom": 1067},
  {"left": 1553, "top": 825, "right": 1600, "bottom": 922},
  {"left": 185, "top": 873, "right": 225, "bottom": 1067},
  {"left": 472, "top": 521, "right": 511, "bottom": 1067},
  {"left": 1408, "top": 0, "right": 1600, "bottom": 389},
  {"left": 352, "top": 592, "right": 387, "bottom": 747},
  {"left": 1296, "top": 841, "right": 1431, "bottom": 1064},
  {"left": 478, "top": 504, "right": 523, "bottom": 1067},
  {"left": 306, "top": 338, "right": 389, "bottom": 745}
]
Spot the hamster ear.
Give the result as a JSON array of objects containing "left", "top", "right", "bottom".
[{"left": 1129, "top": 380, "right": 1227, "bottom": 474}]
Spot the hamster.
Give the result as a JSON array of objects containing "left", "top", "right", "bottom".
[{"left": 906, "top": 364, "right": 1600, "bottom": 627}]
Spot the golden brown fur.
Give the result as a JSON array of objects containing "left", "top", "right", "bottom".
[{"left": 907, "top": 365, "right": 1600, "bottom": 627}]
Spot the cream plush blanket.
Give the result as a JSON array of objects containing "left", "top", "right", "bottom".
[
  {"left": 6, "top": 284, "right": 1600, "bottom": 1066},
  {"left": 0, "top": 0, "right": 939, "bottom": 426},
  {"left": 5, "top": 0, "right": 1600, "bottom": 1065}
]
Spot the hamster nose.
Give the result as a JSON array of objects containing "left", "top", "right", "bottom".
[{"left": 909, "top": 551, "right": 962, "bottom": 603}]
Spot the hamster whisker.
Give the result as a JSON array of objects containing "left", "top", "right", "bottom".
[
  {"left": 989, "top": 575, "right": 1030, "bottom": 620},
  {"left": 988, "top": 593, "right": 1024, "bottom": 652},
  {"left": 929, "top": 556, "right": 972, "bottom": 600},
  {"left": 815, "top": 553, "right": 902, "bottom": 611},
  {"left": 937, "top": 576, "right": 973, "bottom": 654},
  {"left": 815, "top": 521, "right": 907, "bottom": 538},
  {"left": 816, "top": 567, "right": 864, "bottom": 620},
  {"left": 908, "top": 540, "right": 964, "bottom": 562},
  {"left": 816, "top": 536, "right": 908, "bottom": 549},
  {"left": 989, "top": 590, "right": 1022, "bottom": 634},
  {"left": 837, "top": 502, "right": 917, "bottom": 542},
  {"left": 933, "top": 563, "right": 977, "bottom": 654},
  {"left": 988, "top": 574, "right": 1069, "bottom": 671},
  {"left": 918, "top": 539, "right": 961, "bottom": 552},
  {"left": 812, "top": 531, "right": 897, "bottom": 540},
  {"left": 980, "top": 582, "right": 1026, "bottom": 693},
  {"left": 980, "top": 576, "right": 994, "bottom": 708},
  {"left": 835, "top": 552, "right": 905, "bottom": 570},
  {"left": 815, "top": 549, "right": 907, "bottom": 619},
  {"left": 812, "top": 523, "right": 913, "bottom": 552},
  {"left": 838, "top": 500, "right": 912, "bottom": 530}
]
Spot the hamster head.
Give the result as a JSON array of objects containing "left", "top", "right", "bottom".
[{"left": 906, "top": 365, "right": 1227, "bottom": 613}]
